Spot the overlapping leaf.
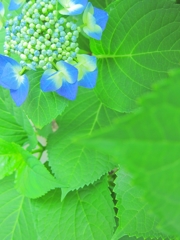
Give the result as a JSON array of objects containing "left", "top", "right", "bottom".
[
  {"left": 91, "top": 0, "right": 180, "bottom": 112},
  {"left": 47, "top": 88, "right": 121, "bottom": 197},
  {"left": 0, "top": 176, "right": 37, "bottom": 240},
  {"left": 15, "top": 153, "right": 61, "bottom": 199},
  {"left": 112, "top": 168, "right": 165, "bottom": 240},
  {"left": 0, "top": 139, "right": 60, "bottom": 198},
  {"left": 80, "top": 70, "right": 180, "bottom": 237},
  {"left": 22, "top": 70, "right": 68, "bottom": 129},
  {"left": 32, "top": 177, "right": 115, "bottom": 240}
]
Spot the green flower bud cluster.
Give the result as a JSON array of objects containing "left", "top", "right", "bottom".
[{"left": 4, "top": 0, "right": 80, "bottom": 70}]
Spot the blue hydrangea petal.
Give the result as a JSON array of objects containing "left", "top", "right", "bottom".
[
  {"left": 78, "top": 69, "right": 97, "bottom": 89},
  {"left": 0, "top": 62, "right": 22, "bottom": 90},
  {"left": 56, "top": 61, "right": 78, "bottom": 84},
  {"left": 82, "top": 1, "right": 93, "bottom": 20},
  {"left": 56, "top": 80, "right": 78, "bottom": 100},
  {"left": 0, "top": 54, "right": 20, "bottom": 75},
  {"left": 40, "top": 69, "right": 62, "bottom": 92},
  {"left": 83, "top": 3, "right": 102, "bottom": 40},
  {"left": 8, "top": 0, "right": 25, "bottom": 11},
  {"left": 76, "top": 54, "right": 97, "bottom": 82},
  {"left": 0, "top": 2, "right": 5, "bottom": 16},
  {"left": 77, "top": 54, "right": 97, "bottom": 72},
  {"left": 83, "top": 2, "right": 108, "bottom": 40},
  {"left": 59, "top": 0, "right": 87, "bottom": 15},
  {"left": 10, "top": 74, "right": 29, "bottom": 106},
  {"left": 94, "top": 7, "right": 108, "bottom": 31}
]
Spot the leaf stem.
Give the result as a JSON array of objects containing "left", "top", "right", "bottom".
[
  {"left": 31, "top": 148, "right": 42, "bottom": 154},
  {"left": 19, "top": 66, "right": 27, "bottom": 75}
]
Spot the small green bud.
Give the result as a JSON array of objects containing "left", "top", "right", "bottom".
[
  {"left": 33, "top": 56, "right": 38, "bottom": 62},
  {"left": 51, "top": 44, "right": 56, "bottom": 50},
  {"left": 20, "top": 54, "right": 27, "bottom": 60},
  {"left": 24, "top": 49, "right": 29, "bottom": 55},
  {"left": 39, "top": 54, "right": 45, "bottom": 60},
  {"left": 42, "top": 8, "right": 47, "bottom": 14},
  {"left": 47, "top": 29, "right": 52, "bottom": 35},
  {"left": 49, "top": 56, "right": 53, "bottom": 62}
]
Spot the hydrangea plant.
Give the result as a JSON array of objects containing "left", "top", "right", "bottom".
[
  {"left": 0, "top": 0, "right": 180, "bottom": 239},
  {"left": 0, "top": 0, "right": 108, "bottom": 105}
]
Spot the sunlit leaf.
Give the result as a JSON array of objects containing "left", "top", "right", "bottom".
[
  {"left": 0, "top": 175, "right": 37, "bottom": 240},
  {"left": 48, "top": 88, "right": 121, "bottom": 197},
  {"left": 91, "top": 0, "right": 180, "bottom": 112},
  {"left": 32, "top": 177, "right": 115, "bottom": 240},
  {"left": 80, "top": 69, "right": 180, "bottom": 236}
]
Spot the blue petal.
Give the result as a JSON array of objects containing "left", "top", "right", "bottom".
[
  {"left": 59, "top": 0, "right": 87, "bottom": 15},
  {"left": 0, "top": 54, "right": 20, "bottom": 75},
  {"left": 78, "top": 69, "right": 98, "bottom": 89},
  {"left": 83, "top": 25, "right": 102, "bottom": 40},
  {"left": 10, "top": 74, "right": 29, "bottom": 106},
  {"left": 56, "top": 81, "right": 78, "bottom": 100},
  {"left": 56, "top": 61, "right": 78, "bottom": 84},
  {"left": 83, "top": 8, "right": 102, "bottom": 40},
  {"left": 94, "top": 7, "right": 108, "bottom": 31},
  {"left": 40, "top": 69, "right": 62, "bottom": 92},
  {"left": 8, "top": 0, "right": 25, "bottom": 11},
  {"left": 0, "top": 2, "right": 5, "bottom": 16},
  {"left": 0, "top": 62, "right": 22, "bottom": 90},
  {"left": 77, "top": 54, "right": 97, "bottom": 72}
]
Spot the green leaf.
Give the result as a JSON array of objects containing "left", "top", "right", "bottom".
[
  {"left": 0, "top": 138, "right": 60, "bottom": 198},
  {"left": 91, "top": 0, "right": 180, "bottom": 112},
  {"left": 32, "top": 177, "right": 115, "bottom": 240},
  {"left": 0, "top": 87, "right": 30, "bottom": 145},
  {"left": 0, "top": 175, "right": 37, "bottom": 240},
  {"left": 0, "top": 139, "right": 23, "bottom": 180},
  {"left": 47, "top": 88, "right": 121, "bottom": 197},
  {"left": 15, "top": 150, "right": 61, "bottom": 199},
  {"left": 22, "top": 70, "right": 68, "bottom": 128},
  {"left": 112, "top": 168, "right": 165, "bottom": 240},
  {"left": 0, "top": 87, "right": 37, "bottom": 149},
  {"left": 79, "top": 69, "right": 180, "bottom": 237},
  {"left": 90, "top": 0, "right": 114, "bottom": 8}
]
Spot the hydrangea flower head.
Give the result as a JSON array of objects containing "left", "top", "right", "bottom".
[{"left": 1, "top": 0, "right": 109, "bottom": 106}]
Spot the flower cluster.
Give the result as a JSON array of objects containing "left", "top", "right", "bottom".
[{"left": 0, "top": 0, "right": 108, "bottom": 106}]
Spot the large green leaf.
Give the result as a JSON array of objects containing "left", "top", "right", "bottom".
[
  {"left": 47, "top": 88, "right": 121, "bottom": 197},
  {"left": 0, "top": 176, "right": 37, "bottom": 240},
  {"left": 22, "top": 70, "right": 68, "bottom": 129},
  {"left": 79, "top": 70, "right": 180, "bottom": 237},
  {"left": 112, "top": 168, "right": 165, "bottom": 240},
  {"left": 32, "top": 177, "right": 115, "bottom": 240},
  {"left": 91, "top": 0, "right": 180, "bottom": 112}
]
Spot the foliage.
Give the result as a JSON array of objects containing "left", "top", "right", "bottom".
[{"left": 0, "top": 0, "right": 180, "bottom": 239}]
